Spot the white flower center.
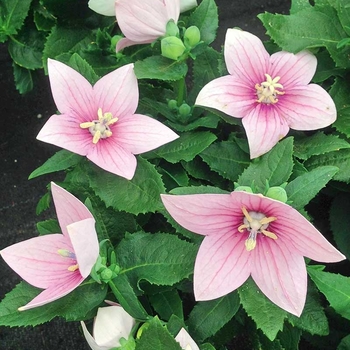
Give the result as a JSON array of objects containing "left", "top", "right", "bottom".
[
  {"left": 57, "top": 249, "right": 79, "bottom": 272},
  {"left": 238, "top": 207, "right": 277, "bottom": 251},
  {"left": 80, "top": 108, "right": 118, "bottom": 144},
  {"left": 255, "top": 74, "right": 285, "bottom": 104}
]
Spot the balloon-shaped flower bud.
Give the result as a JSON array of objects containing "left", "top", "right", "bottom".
[
  {"left": 161, "top": 36, "right": 186, "bottom": 60},
  {"left": 265, "top": 186, "right": 288, "bottom": 203},
  {"left": 168, "top": 99, "right": 178, "bottom": 111},
  {"left": 166, "top": 20, "right": 180, "bottom": 37},
  {"left": 184, "top": 26, "right": 201, "bottom": 48}
]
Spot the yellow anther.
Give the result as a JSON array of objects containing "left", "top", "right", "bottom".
[
  {"left": 255, "top": 74, "right": 285, "bottom": 104},
  {"left": 261, "top": 230, "right": 278, "bottom": 240},
  {"left": 80, "top": 121, "right": 95, "bottom": 129},
  {"left": 68, "top": 264, "right": 79, "bottom": 272},
  {"left": 238, "top": 224, "right": 249, "bottom": 232},
  {"left": 260, "top": 216, "right": 277, "bottom": 225},
  {"left": 241, "top": 207, "right": 253, "bottom": 222},
  {"left": 93, "top": 130, "right": 101, "bottom": 144}
]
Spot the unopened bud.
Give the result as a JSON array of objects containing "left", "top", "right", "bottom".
[
  {"left": 168, "top": 99, "right": 178, "bottom": 111},
  {"left": 161, "top": 36, "right": 186, "bottom": 60},
  {"left": 235, "top": 186, "right": 253, "bottom": 193},
  {"left": 184, "top": 26, "right": 201, "bottom": 47},
  {"left": 165, "top": 20, "right": 179, "bottom": 37},
  {"left": 178, "top": 103, "right": 191, "bottom": 117},
  {"left": 265, "top": 186, "right": 288, "bottom": 203}
]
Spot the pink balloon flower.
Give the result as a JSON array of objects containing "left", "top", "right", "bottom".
[
  {"left": 161, "top": 191, "right": 345, "bottom": 316},
  {"left": 175, "top": 328, "right": 199, "bottom": 350},
  {"left": 115, "top": 0, "right": 181, "bottom": 52},
  {"left": 37, "top": 60, "right": 178, "bottom": 180},
  {"left": 195, "top": 29, "right": 337, "bottom": 159},
  {"left": 0, "top": 182, "right": 99, "bottom": 311}
]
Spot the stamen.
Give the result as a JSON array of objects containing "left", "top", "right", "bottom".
[
  {"left": 80, "top": 108, "right": 118, "bottom": 144},
  {"left": 67, "top": 264, "right": 79, "bottom": 272},
  {"left": 255, "top": 73, "right": 285, "bottom": 104},
  {"left": 238, "top": 208, "right": 278, "bottom": 251},
  {"left": 57, "top": 249, "right": 76, "bottom": 259}
]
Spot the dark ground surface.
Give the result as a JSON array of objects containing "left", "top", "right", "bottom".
[{"left": 0, "top": 1, "right": 290, "bottom": 349}]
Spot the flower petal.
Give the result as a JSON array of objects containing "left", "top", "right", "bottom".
[
  {"left": 51, "top": 183, "right": 94, "bottom": 238},
  {"left": 161, "top": 193, "right": 240, "bottom": 236},
  {"left": 88, "top": 0, "right": 115, "bottom": 16},
  {"left": 116, "top": 38, "right": 151, "bottom": 52},
  {"left": 19, "top": 273, "right": 84, "bottom": 311},
  {"left": 93, "top": 306, "right": 135, "bottom": 347},
  {"left": 93, "top": 64, "right": 139, "bottom": 119},
  {"left": 36, "top": 113, "right": 91, "bottom": 157},
  {"left": 224, "top": 29, "right": 269, "bottom": 84},
  {"left": 268, "top": 202, "right": 345, "bottom": 263},
  {"left": 0, "top": 234, "right": 75, "bottom": 289},
  {"left": 115, "top": 114, "right": 179, "bottom": 154},
  {"left": 81, "top": 321, "right": 110, "bottom": 350},
  {"left": 269, "top": 51, "right": 317, "bottom": 88},
  {"left": 251, "top": 238, "right": 307, "bottom": 316},
  {"left": 180, "top": 0, "right": 197, "bottom": 12},
  {"left": 175, "top": 328, "right": 199, "bottom": 350},
  {"left": 194, "top": 234, "right": 251, "bottom": 300},
  {"left": 48, "top": 59, "right": 95, "bottom": 117},
  {"left": 242, "top": 105, "right": 290, "bottom": 159},
  {"left": 195, "top": 75, "right": 254, "bottom": 118},
  {"left": 115, "top": 0, "right": 180, "bottom": 42},
  {"left": 67, "top": 218, "right": 99, "bottom": 278},
  {"left": 279, "top": 84, "right": 336, "bottom": 130},
  {"left": 86, "top": 138, "right": 137, "bottom": 179}
]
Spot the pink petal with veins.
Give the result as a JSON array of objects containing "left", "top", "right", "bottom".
[
  {"left": 242, "top": 105, "right": 290, "bottom": 159},
  {"left": 47, "top": 59, "right": 95, "bottom": 117},
  {"left": 51, "top": 182, "right": 94, "bottom": 238},
  {"left": 93, "top": 64, "right": 138, "bottom": 119},
  {"left": 194, "top": 233, "right": 251, "bottom": 300},
  {"left": 116, "top": 114, "right": 179, "bottom": 154},
  {"left": 195, "top": 75, "right": 254, "bottom": 118},
  {"left": 175, "top": 328, "right": 200, "bottom": 350}
]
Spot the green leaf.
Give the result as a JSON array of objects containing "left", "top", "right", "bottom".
[
  {"left": 0, "top": 281, "right": 107, "bottom": 326},
  {"left": 187, "top": 292, "right": 240, "bottom": 342},
  {"left": 29, "top": 150, "right": 82, "bottom": 179},
  {"left": 167, "top": 113, "right": 220, "bottom": 132},
  {"left": 188, "top": 0, "right": 218, "bottom": 45},
  {"left": 88, "top": 157, "right": 166, "bottom": 215},
  {"left": 135, "top": 316, "right": 182, "bottom": 350},
  {"left": 238, "top": 278, "right": 287, "bottom": 341},
  {"left": 305, "top": 149, "right": 350, "bottom": 183},
  {"left": 134, "top": 56, "right": 188, "bottom": 81},
  {"left": 238, "top": 138, "right": 294, "bottom": 192},
  {"left": 330, "top": 193, "right": 350, "bottom": 260},
  {"left": 117, "top": 232, "right": 197, "bottom": 287},
  {"left": 12, "top": 62, "right": 33, "bottom": 94},
  {"left": 169, "top": 185, "right": 229, "bottom": 195},
  {"left": 144, "top": 131, "right": 217, "bottom": 163},
  {"left": 36, "top": 219, "right": 60, "bottom": 235},
  {"left": 290, "top": 0, "right": 312, "bottom": 14},
  {"left": 258, "top": 8, "right": 350, "bottom": 68},
  {"left": 33, "top": 3, "right": 56, "bottom": 31},
  {"left": 36, "top": 191, "right": 51, "bottom": 215},
  {"left": 68, "top": 53, "right": 99, "bottom": 85},
  {"left": 328, "top": 0, "right": 350, "bottom": 36},
  {"left": 294, "top": 132, "right": 350, "bottom": 160},
  {"left": 43, "top": 26, "right": 91, "bottom": 72},
  {"left": 277, "top": 322, "right": 301, "bottom": 350},
  {"left": 0, "top": 0, "right": 32, "bottom": 41},
  {"left": 8, "top": 29, "right": 45, "bottom": 69},
  {"left": 285, "top": 166, "right": 338, "bottom": 210},
  {"left": 287, "top": 281, "right": 329, "bottom": 336},
  {"left": 200, "top": 140, "right": 250, "bottom": 182},
  {"left": 109, "top": 274, "right": 149, "bottom": 320},
  {"left": 308, "top": 266, "right": 350, "bottom": 321},
  {"left": 189, "top": 47, "right": 221, "bottom": 101},
  {"left": 149, "top": 289, "right": 183, "bottom": 321},
  {"left": 338, "top": 334, "right": 350, "bottom": 350}
]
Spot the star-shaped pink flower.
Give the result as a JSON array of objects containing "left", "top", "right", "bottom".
[
  {"left": 37, "top": 60, "right": 178, "bottom": 180},
  {"left": 161, "top": 191, "right": 345, "bottom": 316},
  {"left": 115, "top": 0, "right": 180, "bottom": 51},
  {"left": 195, "top": 29, "right": 337, "bottom": 159},
  {"left": 0, "top": 183, "right": 99, "bottom": 310}
]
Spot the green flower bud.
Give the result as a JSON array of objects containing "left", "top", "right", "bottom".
[
  {"left": 234, "top": 186, "right": 253, "bottom": 193},
  {"left": 111, "top": 35, "right": 123, "bottom": 50},
  {"left": 184, "top": 26, "right": 201, "bottom": 47},
  {"left": 165, "top": 20, "right": 180, "bottom": 37},
  {"left": 178, "top": 103, "right": 191, "bottom": 117},
  {"left": 265, "top": 186, "right": 288, "bottom": 203},
  {"left": 100, "top": 268, "right": 113, "bottom": 282},
  {"left": 161, "top": 36, "right": 186, "bottom": 60},
  {"left": 168, "top": 99, "right": 178, "bottom": 111}
]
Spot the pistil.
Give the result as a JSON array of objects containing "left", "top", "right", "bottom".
[
  {"left": 80, "top": 108, "right": 118, "bottom": 144},
  {"left": 238, "top": 207, "right": 277, "bottom": 251},
  {"left": 255, "top": 74, "right": 285, "bottom": 104},
  {"left": 58, "top": 249, "right": 79, "bottom": 272}
]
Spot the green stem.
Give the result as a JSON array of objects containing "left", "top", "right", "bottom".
[{"left": 176, "top": 76, "right": 186, "bottom": 106}]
